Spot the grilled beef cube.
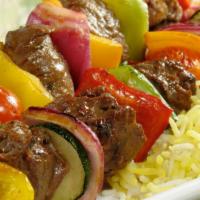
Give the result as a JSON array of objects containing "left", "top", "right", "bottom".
[
  {"left": 62, "top": 0, "right": 129, "bottom": 60},
  {"left": 48, "top": 87, "right": 145, "bottom": 177},
  {"left": 0, "top": 121, "right": 67, "bottom": 200},
  {"left": 145, "top": 0, "right": 182, "bottom": 27},
  {"left": 135, "top": 60, "right": 196, "bottom": 112},
  {"left": 4, "top": 25, "right": 74, "bottom": 98}
]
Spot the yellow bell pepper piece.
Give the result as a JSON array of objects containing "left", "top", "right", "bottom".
[
  {"left": 145, "top": 31, "right": 200, "bottom": 80},
  {"left": 0, "top": 50, "right": 53, "bottom": 110},
  {"left": 0, "top": 162, "right": 34, "bottom": 200},
  {"left": 90, "top": 34, "right": 123, "bottom": 69},
  {"left": 145, "top": 31, "right": 200, "bottom": 54},
  {"left": 43, "top": 0, "right": 63, "bottom": 7}
]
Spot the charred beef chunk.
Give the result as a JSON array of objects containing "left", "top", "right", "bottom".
[
  {"left": 135, "top": 60, "right": 196, "bottom": 112},
  {"left": 4, "top": 25, "right": 74, "bottom": 98},
  {"left": 62, "top": 0, "right": 129, "bottom": 60},
  {"left": 145, "top": 0, "right": 182, "bottom": 27},
  {"left": 0, "top": 121, "right": 67, "bottom": 200},
  {"left": 48, "top": 87, "right": 145, "bottom": 177}
]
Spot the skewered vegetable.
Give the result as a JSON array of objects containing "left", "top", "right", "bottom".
[
  {"left": 90, "top": 34, "right": 122, "bottom": 69},
  {"left": 145, "top": 31, "right": 200, "bottom": 79},
  {"left": 0, "top": 162, "right": 34, "bottom": 200},
  {"left": 27, "top": 2, "right": 90, "bottom": 87},
  {"left": 76, "top": 68, "right": 172, "bottom": 161},
  {"left": 102, "top": 0, "right": 149, "bottom": 60},
  {"left": 24, "top": 107, "right": 104, "bottom": 200},
  {"left": 0, "top": 86, "right": 22, "bottom": 123},
  {"left": 0, "top": 50, "right": 53, "bottom": 110}
]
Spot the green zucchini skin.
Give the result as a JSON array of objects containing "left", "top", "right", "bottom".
[
  {"left": 37, "top": 123, "right": 90, "bottom": 191},
  {"left": 25, "top": 107, "right": 104, "bottom": 200}
]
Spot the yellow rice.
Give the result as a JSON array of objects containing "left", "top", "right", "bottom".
[{"left": 107, "top": 81, "right": 200, "bottom": 200}]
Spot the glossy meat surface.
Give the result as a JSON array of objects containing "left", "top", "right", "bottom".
[
  {"left": 4, "top": 25, "right": 74, "bottom": 98},
  {"left": 48, "top": 87, "right": 145, "bottom": 177},
  {"left": 145, "top": 0, "right": 182, "bottom": 27},
  {"left": 135, "top": 60, "right": 196, "bottom": 112},
  {"left": 0, "top": 121, "right": 67, "bottom": 200}
]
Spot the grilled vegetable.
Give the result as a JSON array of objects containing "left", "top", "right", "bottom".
[
  {"left": 0, "top": 86, "right": 22, "bottom": 123},
  {"left": 102, "top": 0, "right": 149, "bottom": 60},
  {"left": 109, "top": 65, "right": 164, "bottom": 98},
  {"left": 159, "top": 23, "right": 200, "bottom": 35},
  {"left": 109, "top": 65, "right": 176, "bottom": 119},
  {"left": 90, "top": 34, "right": 122, "bottom": 69},
  {"left": 24, "top": 107, "right": 104, "bottom": 200},
  {"left": 38, "top": 124, "right": 89, "bottom": 200},
  {"left": 145, "top": 31, "right": 200, "bottom": 79},
  {"left": 0, "top": 50, "right": 53, "bottom": 110},
  {"left": 76, "top": 68, "right": 172, "bottom": 162},
  {"left": 27, "top": 2, "right": 90, "bottom": 87},
  {"left": 4, "top": 25, "right": 74, "bottom": 98},
  {"left": 0, "top": 162, "right": 34, "bottom": 200}
]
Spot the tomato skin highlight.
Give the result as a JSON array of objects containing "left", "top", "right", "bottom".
[
  {"left": 0, "top": 87, "right": 22, "bottom": 123},
  {"left": 76, "top": 68, "right": 172, "bottom": 162}
]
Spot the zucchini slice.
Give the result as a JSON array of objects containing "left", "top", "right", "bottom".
[
  {"left": 25, "top": 107, "right": 104, "bottom": 200},
  {"left": 34, "top": 124, "right": 90, "bottom": 200}
]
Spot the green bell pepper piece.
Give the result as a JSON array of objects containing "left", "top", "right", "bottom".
[
  {"left": 102, "top": 0, "right": 149, "bottom": 61},
  {"left": 109, "top": 65, "right": 177, "bottom": 120}
]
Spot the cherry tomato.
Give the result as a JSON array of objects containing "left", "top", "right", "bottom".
[{"left": 0, "top": 87, "right": 22, "bottom": 123}]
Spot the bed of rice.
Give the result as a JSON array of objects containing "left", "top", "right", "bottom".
[{"left": 97, "top": 81, "right": 200, "bottom": 200}]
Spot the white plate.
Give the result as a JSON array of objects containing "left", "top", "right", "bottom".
[{"left": 146, "top": 178, "right": 200, "bottom": 200}]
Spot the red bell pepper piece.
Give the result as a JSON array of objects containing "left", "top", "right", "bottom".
[
  {"left": 76, "top": 68, "right": 172, "bottom": 162},
  {"left": 178, "top": 0, "right": 190, "bottom": 10}
]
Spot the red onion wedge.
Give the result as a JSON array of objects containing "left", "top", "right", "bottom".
[
  {"left": 27, "top": 3, "right": 91, "bottom": 87},
  {"left": 159, "top": 23, "right": 200, "bottom": 35},
  {"left": 24, "top": 107, "right": 104, "bottom": 200}
]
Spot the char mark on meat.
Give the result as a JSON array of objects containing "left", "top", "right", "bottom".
[
  {"left": 48, "top": 87, "right": 145, "bottom": 177},
  {"left": 4, "top": 25, "right": 74, "bottom": 98},
  {"left": 135, "top": 60, "right": 196, "bottom": 112},
  {"left": 145, "top": 0, "right": 183, "bottom": 27}
]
